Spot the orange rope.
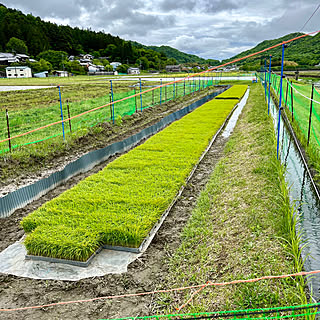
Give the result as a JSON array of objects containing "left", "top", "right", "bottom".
[
  {"left": 0, "top": 30, "right": 318, "bottom": 145},
  {"left": 0, "top": 269, "right": 319, "bottom": 312}
]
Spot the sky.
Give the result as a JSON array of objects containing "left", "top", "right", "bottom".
[{"left": 2, "top": 0, "right": 320, "bottom": 60}]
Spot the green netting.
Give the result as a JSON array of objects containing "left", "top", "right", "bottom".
[
  {"left": 0, "top": 78, "right": 215, "bottom": 154},
  {"left": 101, "top": 303, "right": 319, "bottom": 320},
  {"left": 268, "top": 73, "right": 320, "bottom": 153}
]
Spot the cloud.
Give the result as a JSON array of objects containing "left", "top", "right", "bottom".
[{"left": 1, "top": 0, "right": 320, "bottom": 60}]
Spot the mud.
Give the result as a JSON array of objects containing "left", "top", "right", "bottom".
[{"left": 0, "top": 134, "right": 229, "bottom": 320}]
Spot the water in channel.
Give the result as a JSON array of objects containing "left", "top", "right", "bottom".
[{"left": 269, "top": 98, "right": 320, "bottom": 301}]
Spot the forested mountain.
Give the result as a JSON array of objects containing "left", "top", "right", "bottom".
[
  {"left": 225, "top": 32, "right": 320, "bottom": 69},
  {"left": 0, "top": 3, "right": 217, "bottom": 71},
  {"left": 0, "top": 3, "right": 176, "bottom": 70},
  {"left": 131, "top": 41, "right": 220, "bottom": 65}
]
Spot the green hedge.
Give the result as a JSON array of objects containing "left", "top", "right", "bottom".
[{"left": 21, "top": 92, "right": 240, "bottom": 262}]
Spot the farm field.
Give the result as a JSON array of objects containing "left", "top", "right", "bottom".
[
  {"left": 21, "top": 86, "right": 248, "bottom": 262},
  {"left": 0, "top": 84, "right": 224, "bottom": 192},
  {"left": 0, "top": 78, "right": 213, "bottom": 154},
  {"left": 0, "top": 83, "right": 306, "bottom": 319}
]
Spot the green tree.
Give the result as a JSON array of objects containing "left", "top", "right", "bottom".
[
  {"left": 65, "top": 60, "right": 86, "bottom": 75},
  {"left": 37, "top": 50, "right": 68, "bottom": 69},
  {"left": 6, "top": 37, "right": 28, "bottom": 53},
  {"left": 30, "top": 58, "right": 52, "bottom": 73},
  {"left": 116, "top": 64, "right": 129, "bottom": 73}
]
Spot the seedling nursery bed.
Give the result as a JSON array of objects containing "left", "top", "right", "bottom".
[{"left": 21, "top": 86, "right": 248, "bottom": 266}]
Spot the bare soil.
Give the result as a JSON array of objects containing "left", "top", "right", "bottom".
[{"left": 0, "top": 133, "right": 229, "bottom": 320}]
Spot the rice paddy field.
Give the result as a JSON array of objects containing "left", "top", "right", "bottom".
[{"left": 21, "top": 86, "right": 248, "bottom": 262}]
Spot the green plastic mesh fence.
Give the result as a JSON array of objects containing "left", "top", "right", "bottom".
[
  {"left": 0, "top": 78, "right": 215, "bottom": 154},
  {"left": 101, "top": 303, "right": 319, "bottom": 320},
  {"left": 267, "top": 73, "right": 320, "bottom": 154}
]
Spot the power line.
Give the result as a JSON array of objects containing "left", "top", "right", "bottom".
[{"left": 300, "top": 3, "right": 320, "bottom": 32}]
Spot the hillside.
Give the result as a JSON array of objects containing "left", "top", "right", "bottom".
[
  {"left": 225, "top": 32, "right": 320, "bottom": 68},
  {"left": 0, "top": 3, "right": 170, "bottom": 69},
  {"left": 131, "top": 41, "right": 220, "bottom": 65}
]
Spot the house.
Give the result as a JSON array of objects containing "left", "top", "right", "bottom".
[
  {"left": 110, "top": 62, "right": 122, "bottom": 70},
  {"left": 0, "top": 53, "right": 19, "bottom": 64},
  {"left": 83, "top": 54, "right": 93, "bottom": 60},
  {"left": 34, "top": 71, "right": 49, "bottom": 78},
  {"left": 52, "top": 70, "right": 68, "bottom": 77},
  {"left": 127, "top": 67, "right": 140, "bottom": 75},
  {"left": 15, "top": 54, "right": 30, "bottom": 62},
  {"left": 88, "top": 65, "right": 105, "bottom": 72},
  {"left": 166, "top": 65, "right": 181, "bottom": 72},
  {"left": 6, "top": 66, "right": 32, "bottom": 78}
]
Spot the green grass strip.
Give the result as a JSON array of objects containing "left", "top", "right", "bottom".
[
  {"left": 156, "top": 83, "right": 308, "bottom": 313},
  {"left": 21, "top": 91, "right": 239, "bottom": 262},
  {"left": 101, "top": 303, "right": 319, "bottom": 320},
  {"left": 215, "top": 85, "right": 248, "bottom": 99}
]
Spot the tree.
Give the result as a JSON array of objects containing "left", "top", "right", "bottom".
[
  {"left": 37, "top": 50, "right": 68, "bottom": 69},
  {"left": 116, "top": 64, "right": 129, "bottom": 73},
  {"left": 6, "top": 37, "right": 28, "bottom": 53},
  {"left": 30, "top": 58, "right": 52, "bottom": 73},
  {"left": 65, "top": 60, "right": 86, "bottom": 75}
]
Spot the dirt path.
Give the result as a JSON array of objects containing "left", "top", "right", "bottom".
[{"left": 0, "top": 134, "right": 229, "bottom": 320}]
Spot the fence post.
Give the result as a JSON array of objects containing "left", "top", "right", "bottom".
[
  {"left": 57, "top": 85, "right": 65, "bottom": 140},
  {"left": 139, "top": 78, "right": 143, "bottom": 112},
  {"left": 268, "top": 55, "right": 272, "bottom": 115},
  {"left": 165, "top": 81, "right": 167, "bottom": 101},
  {"left": 307, "top": 84, "right": 314, "bottom": 146},
  {"left": 152, "top": 86, "right": 154, "bottom": 105},
  {"left": 67, "top": 99, "right": 72, "bottom": 133},
  {"left": 176, "top": 78, "right": 179, "bottom": 97},
  {"left": 160, "top": 79, "right": 162, "bottom": 105},
  {"left": 276, "top": 43, "right": 285, "bottom": 159},
  {"left": 5, "top": 108, "right": 11, "bottom": 152},
  {"left": 109, "top": 93, "right": 113, "bottom": 120},
  {"left": 290, "top": 82, "right": 294, "bottom": 122},
  {"left": 184, "top": 78, "right": 186, "bottom": 96},
  {"left": 110, "top": 80, "right": 115, "bottom": 124},
  {"left": 284, "top": 80, "right": 289, "bottom": 108},
  {"left": 264, "top": 59, "right": 267, "bottom": 100},
  {"left": 198, "top": 75, "right": 201, "bottom": 91},
  {"left": 173, "top": 78, "right": 175, "bottom": 99}
]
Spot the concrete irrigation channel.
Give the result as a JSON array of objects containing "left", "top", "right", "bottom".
[
  {"left": 0, "top": 89, "right": 249, "bottom": 319},
  {"left": 269, "top": 97, "right": 320, "bottom": 301}
]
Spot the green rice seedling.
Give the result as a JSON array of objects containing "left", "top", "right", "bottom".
[
  {"left": 21, "top": 90, "right": 240, "bottom": 262},
  {"left": 215, "top": 85, "right": 248, "bottom": 100}
]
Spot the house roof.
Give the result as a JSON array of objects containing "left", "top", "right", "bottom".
[
  {"left": 6, "top": 66, "right": 31, "bottom": 70},
  {"left": 0, "top": 53, "right": 14, "bottom": 58}
]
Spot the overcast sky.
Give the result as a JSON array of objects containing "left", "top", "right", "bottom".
[{"left": 2, "top": 0, "right": 320, "bottom": 60}]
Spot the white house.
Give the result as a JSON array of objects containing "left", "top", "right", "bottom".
[
  {"left": 110, "top": 62, "right": 122, "bottom": 70},
  {"left": 6, "top": 66, "right": 32, "bottom": 78},
  {"left": 127, "top": 67, "right": 140, "bottom": 75},
  {"left": 52, "top": 70, "right": 68, "bottom": 77}
]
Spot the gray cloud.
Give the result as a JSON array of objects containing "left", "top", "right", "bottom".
[{"left": 1, "top": 0, "right": 320, "bottom": 60}]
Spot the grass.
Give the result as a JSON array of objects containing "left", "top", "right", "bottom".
[
  {"left": 0, "top": 79, "right": 213, "bottom": 154},
  {"left": 156, "top": 83, "right": 309, "bottom": 313},
  {"left": 21, "top": 89, "right": 239, "bottom": 262}
]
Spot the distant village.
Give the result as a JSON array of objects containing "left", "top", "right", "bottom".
[{"left": 0, "top": 52, "right": 239, "bottom": 78}]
